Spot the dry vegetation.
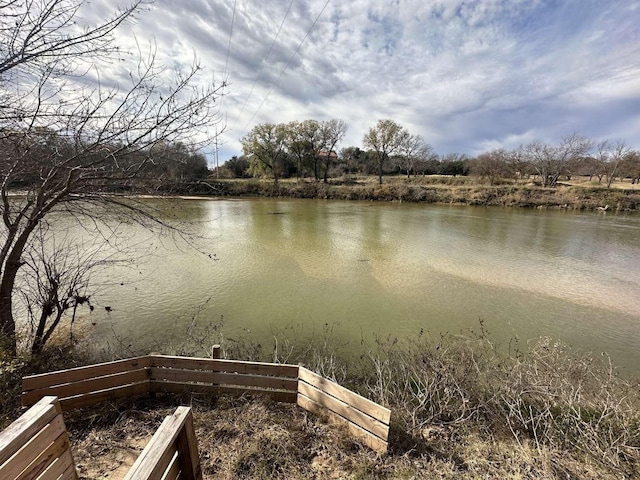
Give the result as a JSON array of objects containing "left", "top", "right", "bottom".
[
  {"left": 207, "top": 175, "right": 640, "bottom": 211},
  {"left": 2, "top": 327, "right": 639, "bottom": 479}
]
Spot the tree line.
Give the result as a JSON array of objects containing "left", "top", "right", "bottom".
[{"left": 231, "top": 120, "right": 640, "bottom": 188}]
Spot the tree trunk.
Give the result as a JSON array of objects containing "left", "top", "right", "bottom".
[{"left": 1, "top": 217, "right": 44, "bottom": 357}]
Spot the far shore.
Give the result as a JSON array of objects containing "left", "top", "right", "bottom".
[
  {"left": 180, "top": 175, "right": 640, "bottom": 212},
  {"left": 9, "top": 175, "right": 640, "bottom": 211}
]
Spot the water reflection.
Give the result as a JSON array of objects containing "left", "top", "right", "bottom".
[{"left": 71, "top": 199, "right": 640, "bottom": 374}]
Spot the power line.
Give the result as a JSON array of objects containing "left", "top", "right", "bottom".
[
  {"left": 231, "top": 0, "right": 295, "bottom": 132},
  {"left": 223, "top": 0, "right": 237, "bottom": 86},
  {"left": 241, "top": 0, "right": 330, "bottom": 136}
]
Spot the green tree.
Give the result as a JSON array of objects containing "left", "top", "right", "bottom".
[
  {"left": 223, "top": 155, "right": 251, "bottom": 178},
  {"left": 363, "top": 119, "right": 406, "bottom": 184},
  {"left": 241, "top": 123, "right": 288, "bottom": 186},
  {"left": 439, "top": 153, "right": 469, "bottom": 176}
]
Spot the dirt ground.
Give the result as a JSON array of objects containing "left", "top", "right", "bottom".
[
  {"left": 66, "top": 393, "right": 387, "bottom": 480},
  {"left": 63, "top": 393, "right": 624, "bottom": 480}
]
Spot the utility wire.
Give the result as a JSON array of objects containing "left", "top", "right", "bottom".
[
  {"left": 223, "top": 0, "right": 237, "bottom": 86},
  {"left": 231, "top": 0, "right": 295, "bottom": 132},
  {"left": 240, "top": 0, "right": 330, "bottom": 136}
]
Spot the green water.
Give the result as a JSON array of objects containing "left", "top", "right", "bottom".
[{"left": 80, "top": 198, "right": 640, "bottom": 374}]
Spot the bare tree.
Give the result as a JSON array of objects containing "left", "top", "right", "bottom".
[
  {"left": 363, "top": 119, "right": 406, "bottom": 185},
  {"left": 622, "top": 150, "right": 640, "bottom": 184},
  {"left": 523, "top": 134, "right": 592, "bottom": 187},
  {"left": 285, "top": 119, "right": 322, "bottom": 181},
  {"left": 319, "top": 119, "right": 347, "bottom": 183},
  {"left": 0, "top": 0, "right": 223, "bottom": 356},
  {"left": 398, "top": 133, "right": 431, "bottom": 179},
  {"left": 594, "top": 140, "right": 629, "bottom": 188},
  {"left": 471, "top": 148, "right": 514, "bottom": 185}
]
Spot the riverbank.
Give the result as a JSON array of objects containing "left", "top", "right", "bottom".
[
  {"left": 2, "top": 332, "right": 639, "bottom": 479},
  {"left": 204, "top": 176, "right": 640, "bottom": 211}
]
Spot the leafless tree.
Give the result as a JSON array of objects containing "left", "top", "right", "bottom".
[
  {"left": 523, "top": 134, "right": 592, "bottom": 187},
  {"left": 319, "top": 119, "right": 347, "bottom": 183},
  {"left": 470, "top": 148, "right": 514, "bottom": 185},
  {"left": 398, "top": 133, "right": 432, "bottom": 179},
  {"left": 594, "top": 140, "right": 629, "bottom": 188},
  {"left": 0, "top": 0, "right": 224, "bottom": 356}
]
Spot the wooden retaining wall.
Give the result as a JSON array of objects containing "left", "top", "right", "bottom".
[
  {"left": 0, "top": 396, "right": 77, "bottom": 479},
  {"left": 22, "top": 355, "right": 390, "bottom": 453}
]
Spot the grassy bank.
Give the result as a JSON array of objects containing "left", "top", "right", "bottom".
[
  {"left": 2, "top": 330, "right": 639, "bottom": 479},
  {"left": 205, "top": 176, "right": 640, "bottom": 211}
]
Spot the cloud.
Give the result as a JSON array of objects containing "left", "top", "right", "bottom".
[{"left": 58, "top": 0, "right": 640, "bottom": 161}]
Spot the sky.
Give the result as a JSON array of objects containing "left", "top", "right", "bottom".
[{"left": 95, "top": 0, "right": 640, "bottom": 165}]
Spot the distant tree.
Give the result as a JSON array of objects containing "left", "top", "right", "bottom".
[
  {"left": 340, "top": 146, "right": 366, "bottom": 174},
  {"left": 363, "top": 119, "right": 406, "bottom": 184},
  {"left": 285, "top": 119, "right": 322, "bottom": 180},
  {"left": 142, "top": 142, "right": 209, "bottom": 191},
  {"left": 594, "top": 140, "right": 629, "bottom": 188},
  {"left": 439, "top": 153, "right": 469, "bottom": 176},
  {"left": 415, "top": 155, "right": 441, "bottom": 176},
  {"left": 523, "top": 134, "right": 592, "bottom": 187},
  {"left": 398, "top": 133, "right": 432, "bottom": 178},
  {"left": 241, "top": 123, "right": 288, "bottom": 186},
  {"left": 471, "top": 148, "right": 513, "bottom": 185},
  {"left": 622, "top": 150, "right": 640, "bottom": 184},
  {"left": 319, "top": 119, "right": 347, "bottom": 183},
  {"left": 224, "top": 155, "right": 251, "bottom": 178}
]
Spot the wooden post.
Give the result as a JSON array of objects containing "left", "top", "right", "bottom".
[{"left": 211, "top": 345, "right": 221, "bottom": 359}]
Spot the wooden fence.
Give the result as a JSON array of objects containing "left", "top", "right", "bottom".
[
  {"left": 297, "top": 366, "right": 391, "bottom": 453},
  {"left": 0, "top": 396, "right": 77, "bottom": 480},
  {"left": 21, "top": 354, "right": 390, "bottom": 453},
  {"left": 124, "top": 406, "right": 202, "bottom": 480}
]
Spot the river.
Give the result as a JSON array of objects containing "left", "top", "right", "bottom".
[{"left": 76, "top": 198, "right": 640, "bottom": 374}]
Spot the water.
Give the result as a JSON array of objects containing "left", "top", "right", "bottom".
[{"left": 72, "top": 198, "right": 640, "bottom": 374}]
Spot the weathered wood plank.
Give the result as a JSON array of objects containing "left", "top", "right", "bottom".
[
  {"left": 298, "top": 382, "right": 389, "bottom": 441},
  {"left": 297, "top": 394, "right": 388, "bottom": 454},
  {"left": 23, "top": 369, "right": 149, "bottom": 406},
  {"left": 149, "top": 368, "right": 298, "bottom": 391},
  {"left": 163, "top": 450, "right": 181, "bottom": 480},
  {"left": 0, "top": 397, "right": 59, "bottom": 465},
  {"left": 23, "top": 357, "right": 151, "bottom": 392},
  {"left": 124, "top": 408, "right": 189, "bottom": 480},
  {"left": 59, "top": 382, "right": 149, "bottom": 410},
  {"left": 38, "top": 447, "right": 76, "bottom": 480},
  {"left": 0, "top": 414, "right": 66, "bottom": 479},
  {"left": 298, "top": 367, "right": 391, "bottom": 424},
  {"left": 149, "top": 355, "right": 299, "bottom": 378},
  {"left": 174, "top": 407, "right": 202, "bottom": 480},
  {"left": 16, "top": 431, "right": 71, "bottom": 480},
  {"left": 150, "top": 381, "right": 297, "bottom": 403}
]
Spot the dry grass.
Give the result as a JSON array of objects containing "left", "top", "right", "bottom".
[
  {"left": 62, "top": 392, "right": 628, "bottom": 479},
  {"left": 207, "top": 176, "right": 640, "bottom": 211},
  {"left": 3, "top": 328, "right": 639, "bottom": 479}
]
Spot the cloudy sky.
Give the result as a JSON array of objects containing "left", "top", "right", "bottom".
[{"left": 114, "top": 0, "right": 640, "bottom": 163}]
